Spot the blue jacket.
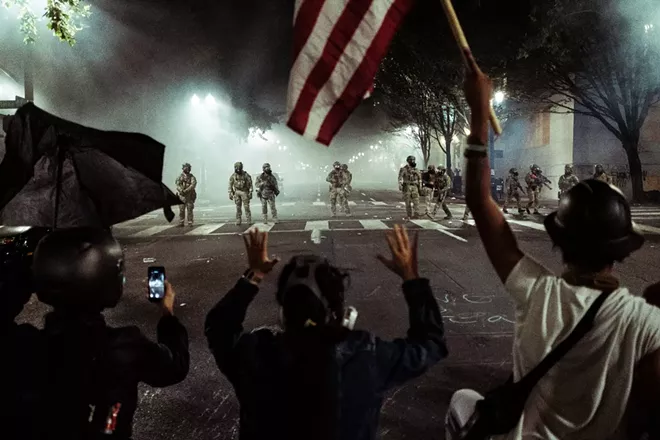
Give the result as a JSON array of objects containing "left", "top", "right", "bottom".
[{"left": 205, "top": 278, "right": 447, "bottom": 440}]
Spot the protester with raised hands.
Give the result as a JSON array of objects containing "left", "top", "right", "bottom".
[
  {"left": 205, "top": 226, "right": 447, "bottom": 440},
  {"left": 445, "top": 52, "right": 660, "bottom": 440}
]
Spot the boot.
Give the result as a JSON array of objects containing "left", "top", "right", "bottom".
[
  {"left": 272, "top": 216, "right": 278, "bottom": 224},
  {"left": 426, "top": 212, "right": 435, "bottom": 220},
  {"left": 187, "top": 221, "right": 193, "bottom": 227},
  {"left": 518, "top": 208, "right": 525, "bottom": 215},
  {"left": 263, "top": 214, "right": 269, "bottom": 224},
  {"left": 503, "top": 208, "right": 509, "bottom": 214},
  {"left": 236, "top": 217, "right": 242, "bottom": 226},
  {"left": 177, "top": 222, "right": 185, "bottom": 227},
  {"left": 533, "top": 209, "right": 540, "bottom": 215},
  {"left": 462, "top": 214, "right": 468, "bottom": 221},
  {"left": 526, "top": 207, "right": 531, "bottom": 214},
  {"left": 247, "top": 216, "right": 252, "bottom": 225},
  {"left": 444, "top": 214, "right": 453, "bottom": 220}
]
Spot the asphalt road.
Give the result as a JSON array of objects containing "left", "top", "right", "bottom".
[{"left": 15, "top": 184, "right": 660, "bottom": 440}]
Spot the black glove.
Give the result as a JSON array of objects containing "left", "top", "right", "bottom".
[{"left": 275, "top": 190, "right": 280, "bottom": 196}]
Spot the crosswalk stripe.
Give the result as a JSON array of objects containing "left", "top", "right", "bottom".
[
  {"left": 348, "top": 201, "right": 357, "bottom": 206},
  {"left": 411, "top": 220, "right": 468, "bottom": 242},
  {"left": 305, "top": 220, "right": 328, "bottom": 231},
  {"left": 129, "top": 225, "right": 172, "bottom": 237},
  {"left": 186, "top": 223, "right": 225, "bottom": 235},
  {"left": 371, "top": 201, "right": 387, "bottom": 206},
  {"left": 313, "top": 201, "right": 326, "bottom": 206},
  {"left": 507, "top": 219, "right": 546, "bottom": 231},
  {"left": 282, "top": 202, "right": 296, "bottom": 206},
  {"left": 634, "top": 223, "right": 660, "bottom": 234},
  {"left": 359, "top": 220, "right": 389, "bottom": 230},
  {"left": 246, "top": 223, "right": 274, "bottom": 233}
]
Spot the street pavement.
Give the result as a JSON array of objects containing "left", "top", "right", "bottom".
[{"left": 15, "top": 184, "right": 660, "bottom": 440}]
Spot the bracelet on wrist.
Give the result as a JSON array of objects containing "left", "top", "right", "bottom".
[{"left": 242, "top": 268, "right": 264, "bottom": 285}]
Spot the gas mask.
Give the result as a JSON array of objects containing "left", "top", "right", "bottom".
[{"left": 277, "top": 256, "right": 357, "bottom": 330}]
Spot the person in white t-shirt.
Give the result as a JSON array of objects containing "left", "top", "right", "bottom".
[{"left": 446, "top": 53, "right": 660, "bottom": 440}]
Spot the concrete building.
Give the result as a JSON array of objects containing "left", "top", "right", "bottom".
[{"left": 488, "top": 101, "right": 660, "bottom": 200}]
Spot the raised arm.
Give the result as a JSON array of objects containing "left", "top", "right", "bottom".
[{"left": 463, "top": 52, "right": 524, "bottom": 283}]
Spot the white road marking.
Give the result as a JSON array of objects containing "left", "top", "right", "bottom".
[
  {"left": 369, "top": 197, "right": 377, "bottom": 201},
  {"left": 311, "top": 229, "right": 323, "bottom": 244},
  {"left": 348, "top": 201, "right": 357, "bottom": 206},
  {"left": 246, "top": 223, "right": 274, "bottom": 233},
  {"left": 305, "top": 221, "right": 329, "bottom": 231},
  {"left": 359, "top": 220, "right": 389, "bottom": 230},
  {"left": 361, "top": 193, "right": 367, "bottom": 196},
  {"left": 282, "top": 202, "right": 296, "bottom": 206},
  {"left": 313, "top": 201, "right": 326, "bottom": 206},
  {"left": 634, "top": 223, "right": 660, "bottom": 234},
  {"left": 129, "top": 225, "right": 173, "bottom": 237},
  {"left": 506, "top": 219, "right": 546, "bottom": 231},
  {"left": 411, "top": 220, "right": 468, "bottom": 242},
  {"left": 371, "top": 201, "right": 388, "bottom": 206},
  {"left": 186, "top": 223, "right": 225, "bottom": 235}
]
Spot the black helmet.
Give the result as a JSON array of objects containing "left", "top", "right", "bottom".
[
  {"left": 509, "top": 168, "right": 518, "bottom": 175},
  {"left": 182, "top": 163, "right": 191, "bottom": 170},
  {"left": 341, "top": 164, "right": 348, "bottom": 171},
  {"left": 234, "top": 161, "right": 243, "bottom": 172},
  {"left": 263, "top": 163, "right": 271, "bottom": 171},
  {"left": 406, "top": 156, "right": 416, "bottom": 167},
  {"left": 428, "top": 165, "right": 436, "bottom": 172},
  {"left": 544, "top": 179, "right": 644, "bottom": 262},
  {"left": 437, "top": 166, "right": 446, "bottom": 175},
  {"left": 333, "top": 161, "right": 341, "bottom": 169},
  {"left": 595, "top": 164, "right": 604, "bottom": 174},
  {"left": 276, "top": 255, "right": 348, "bottom": 330},
  {"left": 565, "top": 164, "right": 573, "bottom": 174},
  {"left": 33, "top": 228, "right": 125, "bottom": 311}
]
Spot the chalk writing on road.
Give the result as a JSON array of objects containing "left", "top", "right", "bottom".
[
  {"left": 441, "top": 310, "right": 516, "bottom": 326},
  {"left": 462, "top": 294, "right": 494, "bottom": 304},
  {"left": 435, "top": 293, "right": 498, "bottom": 305}
]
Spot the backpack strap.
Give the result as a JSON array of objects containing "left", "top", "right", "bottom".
[{"left": 517, "top": 288, "right": 614, "bottom": 391}]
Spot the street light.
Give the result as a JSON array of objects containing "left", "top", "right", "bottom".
[
  {"left": 205, "top": 94, "right": 216, "bottom": 108},
  {"left": 191, "top": 94, "right": 201, "bottom": 106}
]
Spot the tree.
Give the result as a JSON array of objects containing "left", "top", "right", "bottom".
[
  {"left": 233, "top": 98, "right": 282, "bottom": 142},
  {"left": 3, "top": 0, "right": 91, "bottom": 45},
  {"left": 509, "top": 0, "right": 660, "bottom": 201}
]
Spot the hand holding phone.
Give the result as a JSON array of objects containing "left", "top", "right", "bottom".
[{"left": 148, "top": 266, "right": 166, "bottom": 302}]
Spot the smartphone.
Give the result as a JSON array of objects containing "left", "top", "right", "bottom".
[{"left": 147, "top": 266, "right": 166, "bottom": 302}]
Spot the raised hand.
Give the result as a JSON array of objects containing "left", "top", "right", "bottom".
[
  {"left": 242, "top": 228, "right": 280, "bottom": 275},
  {"left": 377, "top": 224, "right": 419, "bottom": 281}
]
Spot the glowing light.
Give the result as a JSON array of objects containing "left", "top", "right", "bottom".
[
  {"left": 645, "top": 24, "right": 654, "bottom": 33},
  {"left": 191, "top": 94, "right": 201, "bottom": 106},
  {"left": 204, "top": 94, "right": 216, "bottom": 109},
  {"left": 464, "top": 128, "right": 471, "bottom": 136},
  {"left": 494, "top": 91, "right": 505, "bottom": 105},
  {"left": 282, "top": 146, "right": 287, "bottom": 151},
  {"left": 370, "top": 145, "right": 374, "bottom": 150}
]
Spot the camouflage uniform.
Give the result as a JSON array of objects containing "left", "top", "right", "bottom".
[
  {"left": 340, "top": 164, "right": 352, "bottom": 214},
  {"left": 398, "top": 156, "right": 422, "bottom": 219},
  {"left": 503, "top": 168, "right": 524, "bottom": 214},
  {"left": 256, "top": 163, "right": 279, "bottom": 224},
  {"left": 327, "top": 162, "right": 349, "bottom": 216},
  {"left": 175, "top": 163, "right": 197, "bottom": 226},
  {"left": 525, "top": 164, "right": 542, "bottom": 214},
  {"left": 422, "top": 166, "right": 437, "bottom": 215},
  {"left": 431, "top": 167, "right": 452, "bottom": 219},
  {"left": 228, "top": 161, "right": 253, "bottom": 225},
  {"left": 593, "top": 164, "right": 612, "bottom": 184},
  {"left": 558, "top": 164, "right": 580, "bottom": 200}
]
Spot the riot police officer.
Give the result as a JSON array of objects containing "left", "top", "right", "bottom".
[
  {"left": 229, "top": 162, "right": 253, "bottom": 226},
  {"left": 593, "top": 164, "right": 613, "bottom": 184},
  {"left": 326, "top": 161, "right": 349, "bottom": 217},
  {"left": 256, "top": 163, "right": 279, "bottom": 224},
  {"left": 175, "top": 163, "right": 197, "bottom": 226},
  {"left": 398, "top": 156, "right": 422, "bottom": 220},
  {"left": 431, "top": 166, "right": 452, "bottom": 220},
  {"left": 558, "top": 164, "right": 580, "bottom": 200},
  {"left": 503, "top": 168, "right": 525, "bottom": 214}
]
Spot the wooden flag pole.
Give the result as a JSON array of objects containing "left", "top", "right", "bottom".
[{"left": 439, "top": 0, "right": 502, "bottom": 135}]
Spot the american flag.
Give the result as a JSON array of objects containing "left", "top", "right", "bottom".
[{"left": 286, "top": 0, "right": 414, "bottom": 146}]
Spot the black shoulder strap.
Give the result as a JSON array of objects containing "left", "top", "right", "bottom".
[{"left": 517, "top": 289, "right": 614, "bottom": 390}]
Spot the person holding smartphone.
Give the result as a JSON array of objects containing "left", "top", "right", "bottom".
[
  {"left": 30, "top": 227, "right": 190, "bottom": 440},
  {"left": 205, "top": 226, "right": 447, "bottom": 440}
]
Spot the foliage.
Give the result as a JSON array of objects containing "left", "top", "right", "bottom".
[
  {"left": 508, "top": 0, "right": 660, "bottom": 201},
  {"left": 234, "top": 99, "right": 282, "bottom": 142},
  {"left": 3, "top": 0, "right": 90, "bottom": 45}
]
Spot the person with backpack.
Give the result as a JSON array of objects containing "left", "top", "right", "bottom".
[
  {"left": 205, "top": 226, "right": 447, "bottom": 440},
  {"left": 446, "top": 53, "right": 660, "bottom": 439},
  {"left": 31, "top": 227, "right": 190, "bottom": 440}
]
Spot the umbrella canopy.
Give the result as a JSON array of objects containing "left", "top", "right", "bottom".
[{"left": 0, "top": 103, "right": 179, "bottom": 228}]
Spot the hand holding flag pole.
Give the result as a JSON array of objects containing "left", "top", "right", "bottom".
[{"left": 439, "top": 0, "right": 502, "bottom": 136}]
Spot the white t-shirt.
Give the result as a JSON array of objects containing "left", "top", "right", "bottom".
[{"left": 496, "top": 255, "right": 660, "bottom": 440}]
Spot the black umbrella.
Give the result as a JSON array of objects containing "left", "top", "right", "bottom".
[{"left": 0, "top": 103, "right": 179, "bottom": 228}]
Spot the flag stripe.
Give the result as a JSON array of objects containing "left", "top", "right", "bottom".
[
  {"left": 287, "top": 0, "right": 374, "bottom": 137},
  {"left": 317, "top": 0, "right": 413, "bottom": 144},
  {"left": 287, "top": 1, "right": 349, "bottom": 118},
  {"left": 292, "top": 0, "right": 326, "bottom": 62},
  {"left": 306, "top": 0, "right": 396, "bottom": 143}
]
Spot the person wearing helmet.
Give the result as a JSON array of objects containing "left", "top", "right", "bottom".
[
  {"left": 256, "top": 163, "right": 280, "bottom": 224},
  {"left": 593, "top": 164, "right": 612, "bottom": 184},
  {"left": 524, "top": 164, "right": 543, "bottom": 214},
  {"left": 340, "top": 164, "right": 353, "bottom": 213},
  {"left": 326, "top": 161, "right": 350, "bottom": 217},
  {"left": 502, "top": 168, "right": 525, "bottom": 214},
  {"left": 229, "top": 161, "right": 254, "bottom": 226},
  {"left": 206, "top": 226, "right": 447, "bottom": 440},
  {"left": 398, "top": 156, "right": 423, "bottom": 220},
  {"left": 451, "top": 64, "right": 660, "bottom": 440},
  {"left": 31, "top": 228, "right": 189, "bottom": 439},
  {"left": 558, "top": 164, "right": 580, "bottom": 201},
  {"left": 430, "top": 166, "right": 453, "bottom": 220},
  {"left": 175, "top": 163, "right": 197, "bottom": 227},
  {"left": 422, "top": 165, "right": 437, "bottom": 215}
]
